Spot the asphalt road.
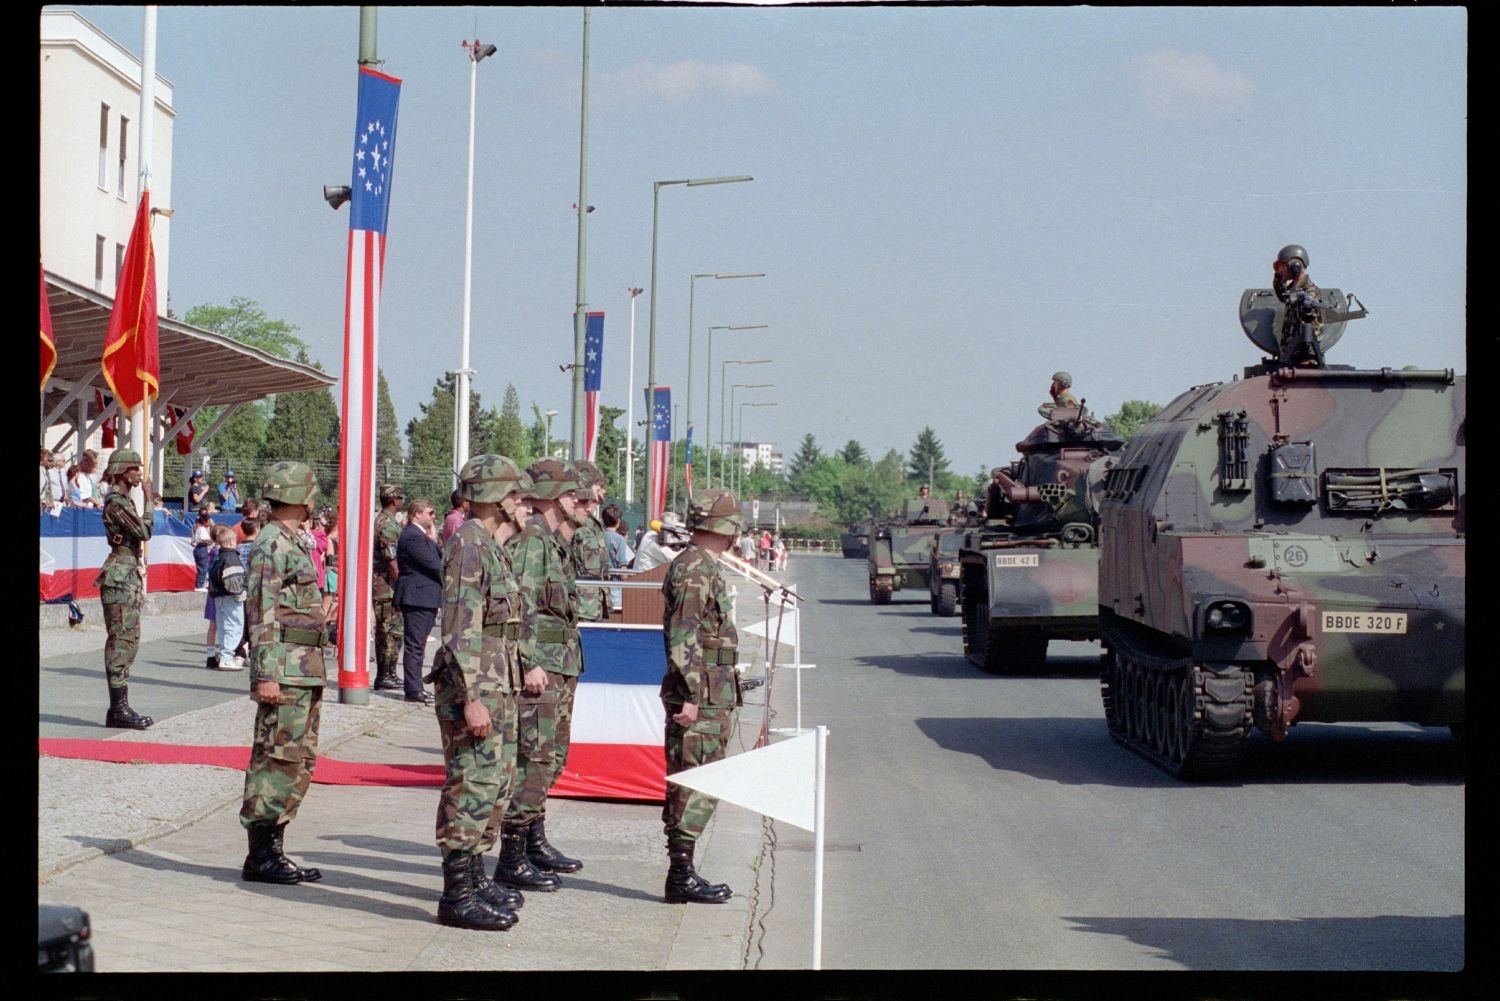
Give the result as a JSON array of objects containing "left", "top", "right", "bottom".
[{"left": 745, "top": 553, "right": 1465, "bottom": 973}]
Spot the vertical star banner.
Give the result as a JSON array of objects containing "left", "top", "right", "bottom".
[
  {"left": 583, "top": 311, "right": 604, "bottom": 462},
  {"left": 647, "top": 386, "right": 671, "bottom": 521}
]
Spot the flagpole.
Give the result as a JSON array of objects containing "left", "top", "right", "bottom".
[
  {"left": 569, "top": 9, "right": 591, "bottom": 458},
  {"left": 813, "top": 723, "right": 827, "bottom": 970},
  {"left": 135, "top": 6, "right": 158, "bottom": 579}
]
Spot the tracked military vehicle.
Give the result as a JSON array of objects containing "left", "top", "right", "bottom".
[
  {"left": 1097, "top": 270, "right": 1465, "bottom": 778},
  {"left": 927, "top": 526, "right": 967, "bottom": 616},
  {"left": 840, "top": 520, "right": 871, "bottom": 560},
  {"left": 959, "top": 408, "right": 1124, "bottom": 672},
  {"left": 868, "top": 497, "right": 949, "bottom": 604}
]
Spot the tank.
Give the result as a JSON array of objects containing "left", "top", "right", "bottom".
[
  {"left": 959, "top": 407, "right": 1124, "bottom": 672},
  {"left": 868, "top": 497, "right": 949, "bottom": 604},
  {"left": 1097, "top": 278, "right": 1464, "bottom": 778}
]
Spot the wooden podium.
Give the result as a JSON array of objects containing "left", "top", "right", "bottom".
[{"left": 616, "top": 563, "right": 669, "bottom": 625}]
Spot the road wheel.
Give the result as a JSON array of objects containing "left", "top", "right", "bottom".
[
  {"left": 936, "top": 582, "right": 958, "bottom": 618},
  {"left": 873, "top": 580, "right": 893, "bottom": 605}
]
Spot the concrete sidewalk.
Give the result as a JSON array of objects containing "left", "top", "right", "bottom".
[{"left": 37, "top": 592, "right": 774, "bottom": 971}]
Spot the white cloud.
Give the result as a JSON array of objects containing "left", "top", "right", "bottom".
[
  {"left": 594, "top": 60, "right": 775, "bottom": 104},
  {"left": 1133, "top": 49, "right": 1253, "bottom": 119}
]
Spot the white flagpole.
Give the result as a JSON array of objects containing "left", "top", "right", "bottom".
[
  {"left": 792, "top": 585, "right": 802, "bottom": 732},
  {"left": 813, "top": 724, "right": 827, "bottom": 970}
]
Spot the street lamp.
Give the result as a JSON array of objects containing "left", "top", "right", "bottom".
[
  {"left": 730, "top": 383, "right": 773, "bottom": 493},
  {"left": 545, "top": 409, "right": 559, "bottom": 458},
  {"left": 624, "top": 286, "right": 644, "bottom": 504},
  {"left": 720, "top": 359, "right": 771, "bottom": 487},
  {"left": 736, "top": 401, "right": 778, "bottom": 497},
  {"left": 704, "top": 323, "right": 767, "bottom": 486},
  {"left": 455, "top": 37, "right": 497, "bottom": 485},
  {"left": 688, "top": 271, "right": 763, "bottom": 480},
  {"left": 645, "top": 174, "right": 753, "bottom": 519}
]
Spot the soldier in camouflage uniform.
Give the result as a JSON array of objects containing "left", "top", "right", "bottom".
[
  {"left": 569, "top": 459, "right": 611, "bottom": 623},
  {"left": 495, "top": 458, "right": 586, "bottom": 889},
  {"left": 372, "top": 484, "right": 406, "bottom": 690},
  {"left": 238, "top": 461, "right": 328, "bottom": 885},
  {"left": 660, "top": 489, "right": 743, "bottom": 904},
  {"left": 96, "top": 449, "right": 155, "bottom": 729},
  {"left": 427, "top": 455, "right": 537, "bottom": 930},
  {"left": 1272, "top": 243, "right": 1325, "bottom": 365},
  {"left": 1050, "top": 371, "right": 1079, "bottom": 409}
]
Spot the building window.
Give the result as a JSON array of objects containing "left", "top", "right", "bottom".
[
  {"left": 118, "top": 117, "right": 129, "bottom": 198},
  {"left": 95, "top": 235, "right": 106, "bottom": 292},
  {"left": 98, "top": 104, "right": 110, "bottom": 189},
  {"left": 115, "top": 244, "right": 126, "bottom": 290}
]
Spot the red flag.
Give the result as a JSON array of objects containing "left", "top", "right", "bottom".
[
  {"left": 41, "top": 264, "right": 56, "bottom": 391},
  {"left": 171, "top": 406, "right": 195, "bottom": 455},
  {"left": 100, "top": 191, "right": 159, "bottom": 410},
  {"left": 95, "top": 389, "right": 117, "bottom": 447}
]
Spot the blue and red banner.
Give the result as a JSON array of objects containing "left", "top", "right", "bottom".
[
  {"left": 583, "top": 311, "right": 604, "bottom": 462},
  {"left": 647, "top": 386, "right": 671, "bottom": 521}
]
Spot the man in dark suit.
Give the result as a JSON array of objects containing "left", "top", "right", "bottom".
[{"left": 394, "top": 498, "right": 443, "bottom": 705}]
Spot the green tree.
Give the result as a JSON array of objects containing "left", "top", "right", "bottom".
[
  {"left": 528, "top": 405, "right": 553, "bottom": 460},
  {"left": 184, "top": 297, "right": 306, "bottom": 358},
  {"left": 595, "top": 404, "right": 626, "bottom": 494},
  {"left": 405, "top": 374, "right": 489, "bottom": 500},
  {"left": 906, "top": 426, "right": 951, "bottom": 486},
  {"left": 838, "top": 439, "right": 870, "bottom": 466},
  {"left": 376, "top": 369, "right": 402, "bottom": 472},
  {"left": 788, "top": 433, "right": 822, "bottom": 482},
  {"left": 793, "top": 454, "right": 846, "bottom": 505},
  {"left": 741, "top": 460, "right": 787, "bottom": 499},
  {"left": 1104, "top": 400, "right": 1164, "bottom": 441},
  {"left": 831, "top": 448, "right": 905, "bottom": 524},
  {"left": 484, "top": 384, "right": 530, "bottom": 465},
  {"left": 262, "top": 348, "right": 341, "bottom": 499}
]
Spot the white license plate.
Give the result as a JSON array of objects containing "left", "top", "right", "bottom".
[
  {"left": 994, "top": 553, "right": 1040, "bottom": 568},
  {"left": 1321, "top": 611, "right": 1408, "bottom": 634}
]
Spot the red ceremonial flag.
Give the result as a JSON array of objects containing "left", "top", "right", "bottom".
[
  {"left": 41, "top": 264, "right": 56, "bottom": 391},
  {"left": 171, "top": 406, "right": 196, "bottom": 455},
  {"left": 95, "top": 389, "right": 117, "bottom": 448},
  {"left": 100, "top": 191, "right": 160, "bottom": 410}
]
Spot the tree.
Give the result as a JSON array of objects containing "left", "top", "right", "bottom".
[
  {"left": 838, "top": 439, "right": 870, "bottom": 466},
  {"left": 184, "top": 297, "right": 306, "bottom": 358},
  {"left": 376, "top": 369, "right": 402, "bottom": 472},
  {"left": 793, "top": 454, "right": 846, "bottom": 505},
  {"left": 830, "top": 448, "right": 905, "bottom": 524},
  {"left": 405, "top": 374, "right": 489, "bottom": 500},
  {"left": 788, "top": 433, "right": 822, "bottom": 482},
  {"left": 741, "top": 460, "right": 786, "bottom": 499},
  {"left": 1103, "top": 400, "right": 1164, "bottom": 442},
  {"left": 484, "top": 384, "right": 530, "bottom": 465},
  {"left": 594, "top": 404, "right": 626, "bottom": 493},
  {"left": 263, "top": 348, "right": 341, "bottom": 499},
  {"left": 906, "top": 426, "right": 951, "bottom": 485}
]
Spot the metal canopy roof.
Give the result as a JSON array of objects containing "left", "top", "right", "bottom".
[{"left": 43, "top": 270, "right": 335, "bottom": 415}]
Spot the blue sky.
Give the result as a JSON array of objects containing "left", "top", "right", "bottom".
[{"left": 59, "top": 5, "right": 1467, "bottom": 480}]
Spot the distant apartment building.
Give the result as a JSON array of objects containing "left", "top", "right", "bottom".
[
  {"left": 41, "top": 8, "right": 175, "bottom": 297},
  {"left": 730, "top": 441, "right": 783, "bottom": 474}
]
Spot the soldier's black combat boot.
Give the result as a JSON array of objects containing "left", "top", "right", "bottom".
[
  {"left": 268, "top": 824, "right": 322, "bottom": 882},
  {"left": 494, "top": 823, "right": 561, "bottom": 892},
  {"left": 468, "top": 853, "right": 524, "bottom": 911},
  {"left": 104, "top": 685, "right": 153, "bottom": 730},
  {"left": 438, "top": 853, "right": 515, "bottom": 930},
  {"left": 242, "top": 824, "right": 319, "bottom": 884},
  {"left": 526, "top": 816, "right": 583, "bottom": 873},
  {"left": 374, "top": 669, "right": 402, "bottom": 691},
  {"left": 664, "top": 841, "right": 732, "bottom": 904}
]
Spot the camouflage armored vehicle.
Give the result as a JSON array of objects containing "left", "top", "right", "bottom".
[
  {"left": 927, "top": 526, "right": 967, "bottom": 616},
  {"left": 868, "top": 497, "right": 949, "bottom": 604},
  {"left": 959, "top": 409, "right": 1124, "bottom": 672},
  {"left": 840, "top": 520, "right": 871, "bottom": 560},
  {"left": 1097, "top": 271, "right": 1464, "bottom": 778}
]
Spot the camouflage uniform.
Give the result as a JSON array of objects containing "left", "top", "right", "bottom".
[
  {"left": 570, "top": 509, "right": 610, "bottom": 622},
  {"left": 660, "top": 544, "right": 741, "bottom": 844},
  {"left": 97, "top": 486, "right": 153, "bottom": 690},
  {"left": 1273, "top": 270, "right": 1324, "bottom": 361},
  {"left": 503, "top": 514, "right": 583, "bottom": 826},
  {"left": 239, "top": 519, "right": 328, "bottom": 829},
  {"left": 430, "top": 517, "right": 523, "bottom": 855},
  {"left": 372, "top": 504, "right": 405, "bottom": 684}
]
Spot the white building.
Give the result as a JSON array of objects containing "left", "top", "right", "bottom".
[
  {"left": 731, "top": 441, "right": 782, "bottom": 474},
  {"left": 40, "top": 8, "right": 175, "bottom": 298}
]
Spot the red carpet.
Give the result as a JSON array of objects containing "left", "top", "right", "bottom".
[{"left": 38, "top": 738, "right": 665, "bottom": 801}]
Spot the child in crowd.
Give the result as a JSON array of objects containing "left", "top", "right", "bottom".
[{"left": 207, "top": 525, "right": 247, "bottom": 671}]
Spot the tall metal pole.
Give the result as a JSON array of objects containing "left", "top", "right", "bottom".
[
  {"left": 133, "top": 6, "right": 157, "bottom": 575},
  {"left": 625, "top": 286, "right": 642, "bottom": 504},
  {"left": 569, "top": 9, "right": 591, "bottom": 458},
  {"left": 456, "top": 39, "right": 489, "bottom": 483}
]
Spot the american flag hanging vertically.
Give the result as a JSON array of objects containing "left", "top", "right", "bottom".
[
  {"left": 647, "top": 386, "right": 671, "bottom": 521},
  {"left": 583, "top": 311, "right": 604, "bottom": 462},
  {"left": 337, "top": 66, "right": 401, "bottom": 692}
]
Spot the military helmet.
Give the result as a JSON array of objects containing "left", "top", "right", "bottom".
[
  {"left": 688, "top": 489, "right": 741, "bottom": 537},
  {"left": 379, "top": 483, "right": 405, "bottom": 505},
  {"left": 458, "top": 454, "right": 531, "bottom": 504},
  {"left": 1276, "top": 244, "right": 1309, "bottom": 267},
  {"left": 104, "top": 449, "right": 143, "bottom": 477},
  {"left": 571, "top": 459, "right": 604, "bottom": 490},
  {"left": 1051, "top": 371, "right": 1073, "bottom": 388},
  {"left": 526, "top": 458, "right": 582, "bottom": 500},
  {"left": 261, "top": 461, "right": 319, "bottom": 506}
]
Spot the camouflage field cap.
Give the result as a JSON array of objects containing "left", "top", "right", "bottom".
[
  {"left": 525, "top": 458, "right": 582, "bottom": 500},
  {"left": 261, "top": 461, "right": 319, "bottom": 506},
  {"left": 379, "top": 483, "right": 405, "bottom": 504},
  {"left": 1051, "top": 371, "right": 1073, "bottom": 388},
  {"left": 458, "top": 454, "right": 532, "bottom": 504},
  {"left": 1276, "top": 244, "right": 1309, "bottom": 267},
  {"left": 688, "top": 489, "right": 741, "bottom": 537},
  {"left": 572, "top": 459, "right": 604, "bottom": 489},
  {"left": 104, "top": 449, "right": 143, "bottom": 476}
]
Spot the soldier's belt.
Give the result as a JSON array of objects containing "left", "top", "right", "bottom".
[
  {"left": 483, "top": 622, "right": 522, "bottom": 639},
  {"left": 280, "top": 626, "right": 325, "bottom": 647},
  {"left": 536, "top": 621, "right": 567, "bottom": 644},
  {"left": 702, "top": 647, "right": 738, "bottom": 666}
]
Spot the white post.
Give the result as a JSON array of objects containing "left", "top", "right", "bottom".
[
  {"left": 456, "top": 46, "right": 479, "bottom": 482},
  {"left": 626, "top": 288, "right": 641, "bottom": 504},
  {"left": 134, "top": 7, "right": 158, "bottom": 572},
  {"left": 792, "top": 585, "right": 802, "bottom": 732},
  {"left": 812, "top": 723, "right": 827, "bottom": 970}
]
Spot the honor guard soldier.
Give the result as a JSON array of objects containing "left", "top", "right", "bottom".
[
  {"left": 239, "top": 461, "right": 327, "bottom": 885},
  {"left": 428, "top": 455, "right": 535, "bottom": 930},
  {"left": 372, "top": 484, "right": 406, "bottom": 690},
  {"left": 660, "top": 489, "right": 743, "bottom": 904},
  {"left": 569, "top": 459, "right": 611, "bottom": 623},
  {"left": 96, "top": 449, "right": 154, "bottom": 729},
  {"left": 496, "top": 459, "right": 587, "bottom": 890}
]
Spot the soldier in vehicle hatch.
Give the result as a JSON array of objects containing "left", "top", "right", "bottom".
[
  {"left": 1050, "top": 371, "right": 1079, "bottom": 409},
  {"left": 1272, "top": 244, "right": 1324, "bottom": 365}
]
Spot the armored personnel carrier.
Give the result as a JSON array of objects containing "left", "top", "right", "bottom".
[
  {"left": 840, "top": 520, "right": 871, "bottom": 560},
  {"left": 959, "top": 408, "right": 1124, "bottom": 672},
  {"left": 927, "top": 525, "right": 967, "bottom": 616},
  {"left": 868, "top": 497, "right": 949, "bottom": 604},
  {"left": 1097, "top": 271, "right": 1464, "bottom": 777}
]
